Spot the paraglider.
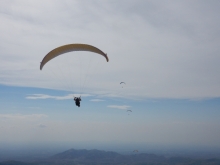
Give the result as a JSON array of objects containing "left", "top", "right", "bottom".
[
  {"left": 40, "top": 43, "right": 109, "bottom": 107},
  {"left": 127, "top": 109, "right": 132, "bottom": 115},
  {"left": 74, "top": 97, "right": 81, "bottom": 107},
  {"left": 120, "top": 82, "right": 126, "bottom": 88}
]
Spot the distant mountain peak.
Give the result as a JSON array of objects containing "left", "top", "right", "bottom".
[{"left": 52, "top": 148, "right": 120, "bottom": 160}]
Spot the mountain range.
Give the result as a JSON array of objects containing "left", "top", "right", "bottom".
[{"left": 0, "top": 148, "right": 220, "bottom": 165}]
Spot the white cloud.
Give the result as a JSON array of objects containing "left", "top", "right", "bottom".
[
  {"left": 90, "top": 99, "right": 105, "bottom": 102},
  {"left": 28, "top": 106, "right": 41, "bottom": 110},
  {"left": 107, "top": 105, "right": 131, "bottom": 110},
  {"left": 26, "top": 93, "right": 92, "bottom": 100}
]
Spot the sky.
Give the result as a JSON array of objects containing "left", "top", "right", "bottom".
[{"left": 1, "top": 0, "right": 220, "bottom": 154}]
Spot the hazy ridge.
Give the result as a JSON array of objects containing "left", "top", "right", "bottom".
[{"left": 0, "top": 148, "right": 220, "bottom": 165}]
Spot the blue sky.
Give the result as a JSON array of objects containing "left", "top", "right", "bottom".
[{"left": 1, "top": 0, "right": 220, "bottom": 153}]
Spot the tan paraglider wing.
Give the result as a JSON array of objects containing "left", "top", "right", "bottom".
[{"left": 40, "top": 44, "right": 109, "bottom": 70}]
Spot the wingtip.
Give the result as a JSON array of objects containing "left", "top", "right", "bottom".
[{"left": 106, "top": 53, "right": 109, "bottom": 62}]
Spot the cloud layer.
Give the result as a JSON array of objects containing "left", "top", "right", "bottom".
[{"left": 1, "top": 0, "right": 220, "bottom": 99}]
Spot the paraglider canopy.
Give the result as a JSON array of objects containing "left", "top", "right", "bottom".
[
  {"left": 39, "top": 43, "right": 109, "bottom": 98},
  {"left": 120, "top": 82, "right": 126, "bottom": 88},
  {"left": 40, "top": 43, "right": 109, "bottom": 70}
]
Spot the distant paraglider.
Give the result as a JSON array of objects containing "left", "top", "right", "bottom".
[
  {"left": 127, "top": 109, "right": 132, "bottom": 115},
  {"left": 120, "top": 82, "right": 126, "bottom": 88}
]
